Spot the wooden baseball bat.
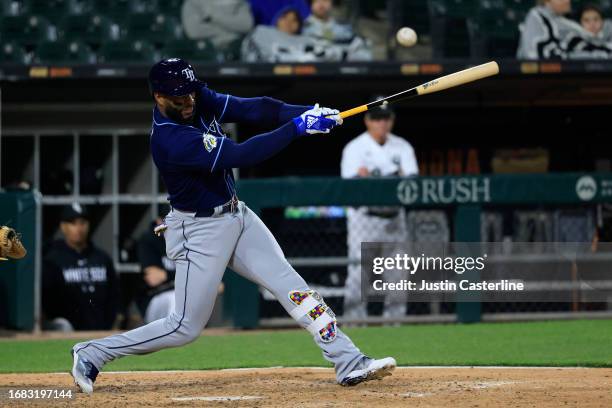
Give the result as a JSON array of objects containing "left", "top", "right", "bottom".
[{"left": 338, "top": 61, "right": 499, "bottom": 119}]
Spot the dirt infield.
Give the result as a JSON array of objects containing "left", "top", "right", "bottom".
[{"left": 1, "top": 367, "right": 610, "bottom": 407}]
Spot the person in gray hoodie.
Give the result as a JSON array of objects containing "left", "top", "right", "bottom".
[
  {"left": 181, "top": 0, "right": 254, "bottom": 49},
  {"left": 303, "top": 0, "right": 354, "bottom": 43},
  {"left": 517, "top": 0, "right": 612, "bottom": 59}
]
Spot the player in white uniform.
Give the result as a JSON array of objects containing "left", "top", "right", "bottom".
[{"left": 341, "top": 102, "right": 418, "bottom": 320}]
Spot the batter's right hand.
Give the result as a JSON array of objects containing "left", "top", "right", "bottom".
[{"left": 293, "top": 104, "right": 339, "bottom": 135}]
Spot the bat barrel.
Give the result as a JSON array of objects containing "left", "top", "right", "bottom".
[
  {"left": 416, "top": 61, "right": 499, "bottom": 96},
  {"left": 337, "top": 61, "right": 499, "bottom": 119}
]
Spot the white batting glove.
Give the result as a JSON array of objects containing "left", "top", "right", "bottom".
[{"left": 293, "top": 103, "right": 339, "bottom": 135}]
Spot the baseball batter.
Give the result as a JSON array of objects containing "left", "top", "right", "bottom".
[{"left": 70, "top": 58, "right": 396, "bottom": 394}]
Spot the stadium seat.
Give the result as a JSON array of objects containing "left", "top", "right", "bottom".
[
  {"left": 159, "top": 39, "right": 220, "bottom": 63},
  {"left": 125, "top": 13, "right": 181, "bottom": 46},
  {"left": 156, "top": 0, "right": 183, "bottom": 18},
  {"left": 428, "top": 0, "right": 477, "bottom": 57},
  {"left": 1, "top": 14, "right": 52, "bottom": 45},
  {"left": 94, "top": 0, "right": 158, "bottom": 20},
  {"left": 429, "top": 0, "right": 479, "bottom": 18},
  {"left": 97, "top": 39, "right": 157, "bottom": 63},
  {"left": 0, "top": 0, "right": 28, "bottom": 16},
  {"left": 28, "top": 0, "right": 75, "bottom": 21},
  {"left": 57, "top": 14, "right": 118, "bottom": 46},
  {"left": 503, "top": 0, "right": 535, "bottom": 22},
  {"left": 0, "top": 41, "right": 28, "bottom": 63},
  {"left": 32, "top": 40, "right": 95, "bottom": 64},
  {"left": 222, "top": 37, "right": 243, "bottom": 62},
  {"left": 468, "top": 7, "right": 520, "bottom": 58}
]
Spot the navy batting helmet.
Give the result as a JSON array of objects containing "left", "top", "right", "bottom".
[{"left": 148, "top": 58, "right": 201, "bottom": 96}]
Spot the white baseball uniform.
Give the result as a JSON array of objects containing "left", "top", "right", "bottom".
[{"left": 341, "top": 132, "right": 418, "bottom": 320}]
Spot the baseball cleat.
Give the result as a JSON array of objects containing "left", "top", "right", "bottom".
[
  {"left": 70, "top": 349, "right": 98, "bottom": 395},
  {"left": 340, "top": 356, "right": 396, "bottom": 386}
]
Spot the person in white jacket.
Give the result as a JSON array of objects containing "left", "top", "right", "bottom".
[
  {"left": 340, "top": 102, "right": 418, "bottom": 321},
  {"left": 517, "top": 0, "right": 612, "bottom": 59},
  {"left": 303, "top": 0, "right": 372, "bottom": 60},
  {"left": 181, "top": 0, "right": 254, "bottom": 49}
]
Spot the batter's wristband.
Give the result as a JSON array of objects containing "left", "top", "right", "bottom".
[{"left": 293, "top": 117, "right": 306, "bottom": 135}]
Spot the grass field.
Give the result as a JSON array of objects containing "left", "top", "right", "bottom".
[{"left": 1, "top": 320, "right": 611, "bottom": 373}]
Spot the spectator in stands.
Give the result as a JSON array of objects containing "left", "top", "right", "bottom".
[
  {"left": 248, "top": 0, "right": 310, "bottom": 26},
  {"left": 242, "top": 5, "right": 371, "bottom": 62},
  {"left": 42, "top": 204, "right": 119, "bottom": 331},
  {"left": 340, "top": 102, "right": 418, "bottom": 321},
  {"left": 517, "top": 0, "right": 612, "bottom": 59},
  {"left": 580, "top": 3, "right": 612, "bottom": 42},
  {"left": 136, "top": 218, "right": 176, "bottom": 323},
  {"left": 181, "top": 0, "right": 254, "bottom": 50},
  {"left": 303, "top": 0, "right": 372, "bottom": 59},
  {"left": 303, "top": 0, "right": 353, "bottom": 42},
  {"left": 275, "top": 7, "right": 303, "bottom": 35}
]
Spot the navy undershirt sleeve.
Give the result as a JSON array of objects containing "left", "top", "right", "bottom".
[
  {"left": 167, "top": 121, "right": 301, "bottom": 172},
  {"left": 212, "top": 121, "right": 300, "bottom": 171},
  {"left": 202, "top": 87, "right": 310, "bottom": 127}
]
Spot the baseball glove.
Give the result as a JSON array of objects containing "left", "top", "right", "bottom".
[{"left": 0, "top": 226, "right": 27, "bottom": 260}]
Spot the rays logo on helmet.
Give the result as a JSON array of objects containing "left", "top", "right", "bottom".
[
  {"left": 203, "top": 134, "right": 217, "bottom": 152},
  {"left": 182, "top": 68, "right": 195, "bottom": 81}
]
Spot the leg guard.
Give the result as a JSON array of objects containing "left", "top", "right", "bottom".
[{"left": 288, "top": 290, "right": 337, "bottom": 343}]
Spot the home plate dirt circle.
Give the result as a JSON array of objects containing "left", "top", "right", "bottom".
[{"left": 0, "top": 367, "right": 610, "bottom": 407}]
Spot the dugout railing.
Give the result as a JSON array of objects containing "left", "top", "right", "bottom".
[{"left": 227, "top": 174, "right": 612, "bottom": 328}]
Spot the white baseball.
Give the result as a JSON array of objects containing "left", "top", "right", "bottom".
[{"left": 396, "top": 27, "right": 417, "bottom": 47}]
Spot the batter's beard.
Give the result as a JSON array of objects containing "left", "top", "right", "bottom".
[{"left": 165, "top": 105, "right": 195, "bottom": 125}]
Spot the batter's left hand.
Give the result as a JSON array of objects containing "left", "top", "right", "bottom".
[
  {"left": 293, "top": 104, "right": 340, "bottom": 135},
  {"left": 319, "top": 106, "right": 343, "bottom": 126}
]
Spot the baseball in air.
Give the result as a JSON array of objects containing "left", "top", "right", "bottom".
[{"left": 396, "top": 27, "right": 418, "bottom": 47}]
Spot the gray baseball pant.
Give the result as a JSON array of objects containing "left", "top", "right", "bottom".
[{"left": 74, "top": 202, "right": 365, "bottom": 382}]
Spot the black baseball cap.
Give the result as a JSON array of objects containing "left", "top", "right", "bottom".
[
  {"left": 366, "top": 96, "right": 394, "bottom": 119},
  {"left": 61, "top": 203, "right": 89, "bottom": 222}
]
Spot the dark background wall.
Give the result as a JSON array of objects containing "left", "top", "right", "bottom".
[{"left": 2, "top": 70, "right": 611, "bottom": 182}]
